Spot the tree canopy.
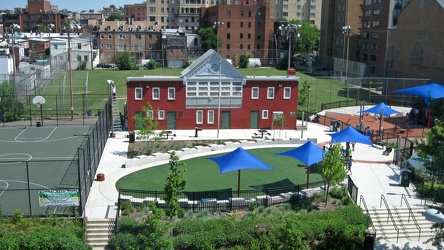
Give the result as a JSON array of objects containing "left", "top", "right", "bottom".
[
  {"left": 289, "top": 20, "right": 320, "bottom": 55},
  {"left": 115, "top": 51, "right": 139, "bottom": 70},
  {"left": 197, "top": 27, "right": 220, "bottom": 50},
  {"left": 106, "top": 13, "right": 125, "bottom": 21}
]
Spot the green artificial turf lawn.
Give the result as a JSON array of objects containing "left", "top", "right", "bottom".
[
  {"left": 40, "top": 68, "right": 359, "bottom": 113},
  {"left": 116, "top": 147, "right": 323, "bottom": 192}
]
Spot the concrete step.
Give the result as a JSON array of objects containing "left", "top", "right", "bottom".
[
  {"left": 368, "top": 206, "right": 434, "bottom": 243},
  {"left": 85, "top": 219, "right": 115, "bottom": 249}
]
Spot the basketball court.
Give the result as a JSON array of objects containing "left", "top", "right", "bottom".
[{"left": 0, "top": 125, "right": 93, "bottom": 215}]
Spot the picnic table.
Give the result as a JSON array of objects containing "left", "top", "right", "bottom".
[
  {"left": 253, "top": 129, "right": 271, "bottom": 139},
  {"left": 159, "top": 130, "right": 175, "bottom": 139}
]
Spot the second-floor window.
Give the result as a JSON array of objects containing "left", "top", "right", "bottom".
[
  {"left": 267, "top": 87, "right": 275, "bottom": 99},
  {"left": 251, "top": 87, "right": 259, "bottom": 99},
  {"left": 135, "top": 87, "right": 142, "bottom": 100},
  {"left": 152, "top": 87, "right": 160, "bottom": 100},
  {"left": 284, "top": 87, "right": 291, "bottom": 99},
  {"left": 168, "top": 87, "right": 175, "bottom": 100}
]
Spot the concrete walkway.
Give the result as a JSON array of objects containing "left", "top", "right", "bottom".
[{"left": 85, "top": 106, "right": 440, "bottom": 250}]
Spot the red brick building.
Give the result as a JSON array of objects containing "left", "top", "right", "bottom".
[{"left": 126, "top": 49, "right": 299, "bottom": 131}]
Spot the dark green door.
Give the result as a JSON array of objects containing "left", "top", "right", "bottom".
[
  {"left": 250, "top": 111, "right": 259, "bottom": 129},
  {"left": 222, "top": 111, "right": 230, "bottom": 129},
  {"left": 167, "top": 111, "right": 176, "bottom": 130}
]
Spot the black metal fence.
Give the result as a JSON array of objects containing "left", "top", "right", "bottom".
[
  {"left": 0, "top": 93, "right": 109, "bottom": 127},
  {"left": 0, "top": 99, "right": 112, "bottom": 217},
  {"left": 117, "top": 180, "right": 326, "bottom": 215}
]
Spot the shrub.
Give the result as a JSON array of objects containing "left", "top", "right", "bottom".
[
  {"left": 120, "top": 200, "right": 134, "bottom": 215},
  {"left": 109, "top": 232, "right": 139, "bottom": 250},
  {"left": 329, "top": 186, "right": 348, "bottom": 199},
  {"left": 146, "top": 59, "right": 157, "bottom": 69}
]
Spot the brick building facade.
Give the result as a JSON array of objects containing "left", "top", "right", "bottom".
[{"left": 126, "top": 50, "right": 300, "bottom": 131}]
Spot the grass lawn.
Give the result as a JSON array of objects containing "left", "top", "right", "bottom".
[
  {"left": 38, "top": 67, "right": 362, "bottom": 113},
  {"left": 116, "top": 147, "right": 323, "bottom": 192}
]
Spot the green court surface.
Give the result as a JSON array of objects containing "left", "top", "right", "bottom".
[{"left": 0, "top": 126, "right": 92, "bottom": 215}]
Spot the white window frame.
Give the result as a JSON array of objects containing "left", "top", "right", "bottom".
[
  {"left": 152, "top": 87, "right": 160, "bottom": 100},
  {"left": 251, "top": 87, "right": 259, "bottom": 99},
  {"left": 168, "top": 87, "right": 176, "bottom": 100},
  {"left": 262, "top": 110, "right": 269, "bottom": 119},
  {"left": 283, "top": 87, "right": 291, "bottom": 99},
  {"left": 147, "top": 110, "right": 154, "bottom": 119},
  {"left": 135, "top": 87, "right": 143, "bottom": 100},
  {"left": 267, "top": 87, "right": 275, "bottom": 99},
  {"left": 207, "top": 110, "right": 214, "bottom": 124},
  {"left": 196, "top": 110, "right": 203, "bottom": 124},
  {"left": 158, "top": 110, "right": 165, "bottom": 120}
]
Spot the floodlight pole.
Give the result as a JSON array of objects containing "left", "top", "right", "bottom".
[
  {"left": 342, "top": 26, "right": 352, "bottom": 85},
  {"left": 217, "top": 59, "right": 221, "bottom": 138},
  {"left": 66, "top": 28, "right": 74, "bottom": 120}
]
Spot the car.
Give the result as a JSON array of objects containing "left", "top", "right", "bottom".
[
  {"left": 316, "top": 65, "right": 328, "bottom": 71},
  {"left": 97, "top": 63, "right": 114, "bottom": 69}
]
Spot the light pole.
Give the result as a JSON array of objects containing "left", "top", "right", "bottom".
[
  {"left": 9, "top": 24, "right": 20, "bottom": 88},
  {"left": 63, "top": 22, "right": 80, "bottom": 120},
  {"left": 216, "top": 59, "right": 222, "bottom": 138},
  {"left": 307, "top": 85, "right": 311, "bottom": 116},
  {"left": 342, "top": 26, "right": 352, "bottom": 85},
  {"left": 279, "top": 24, "right": 301, "bottom": 69},
  {"left": 47, "top": 24, "right": 54, "bottom": 76},
  {"left": 213, "top": 21, "right": 224, "bottom": 54}
]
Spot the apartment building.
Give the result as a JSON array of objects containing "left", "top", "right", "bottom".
[
  {"left": 387, "top": 0, "right": 444, "bottom": 82},
  {"left": 275, "top": 0, "right": 322, "bottom": 28},
  {"left": 2, "top": 0, "right": 69, "bottom": 33},
  {"left": 79, "top": 10, "right": 104, "bottom": 29},
  {"left": 200, "top": 0, "right": 275, "bottom": 65}
]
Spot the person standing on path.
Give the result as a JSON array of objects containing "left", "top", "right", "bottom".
[{"left": 347, "top": 156, "right": 353, "bottom": 174}]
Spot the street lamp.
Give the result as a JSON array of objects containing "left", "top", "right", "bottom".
[
  {"left": 63, "top": 22, "right": 81, "bottom": 120},
  {"left": 342, "top": 26, "right": 352, "bottom": 85},
  {"left": 47, "top": 23, "right": 55, "bottom": 75},
  {"left": 279, "top": 24, "right": 301, "bottom": 69},
  {"left": 9, "top": 24, "right": 20, "bottom": 88},
  {"left": 307, "top": 85, "right": 311, "bottom": 116},
  {"left": 216, "top": 59, "right": 222, "bottom": 138},
  {"left": 213, "top": 22, "right": 224, "bottom": 54}
]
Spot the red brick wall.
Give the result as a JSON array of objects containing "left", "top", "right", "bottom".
[{"left": 126, "top": 78, "right": 299, "bottom": 131}]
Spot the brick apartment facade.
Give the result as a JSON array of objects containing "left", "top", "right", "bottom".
[
  {"left": 387, "top": 0, "right": 444, "bottom": 83},
  {"left": 126, "top": 50, "right": 300, "bottom": 131},
  {"left": 2, "top": 0, "right": 68, "bottom": 33},
  {"left": 200, "top": 0, "right": 274, "bottom": 65}
]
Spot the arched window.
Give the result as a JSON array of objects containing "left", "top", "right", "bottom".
[{"left": 411, "top": 43, "right": 423, "bottom": 65}]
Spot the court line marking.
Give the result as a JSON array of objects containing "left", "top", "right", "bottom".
[
  {"left": 0, "top": 180, "right": 50, "bottom": 197},
  {"left": 0, "top": 153, "right": 32, "bottom": 164},
  {"left": 15, "top": 127, "right": 58, "bottom": 142}
]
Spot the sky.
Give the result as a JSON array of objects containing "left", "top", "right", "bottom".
[{"left": 2, "top": 0, "right": 137, "bottom": 12}]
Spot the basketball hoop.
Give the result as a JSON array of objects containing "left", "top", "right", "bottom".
[{"left": 32, "top": 96, "right": 46, "bottom": 108}]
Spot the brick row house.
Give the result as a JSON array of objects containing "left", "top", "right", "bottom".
[{"left": 126, "top": 50, "right": 299, "bottom": 131}]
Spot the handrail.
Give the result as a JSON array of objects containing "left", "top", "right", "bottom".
[
  {"left": 360, "top": 195, "right": 377, "bottom": 234},
  {"left": 380, "top": 195, "right": 400, "bottom": 242},
  {"left": 401, "top": 194, "right": 421, "bottom": 241}
]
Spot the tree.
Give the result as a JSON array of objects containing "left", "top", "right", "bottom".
[
  {"left": 298, "top": 80, "right": 310, "bottom": 108},
  {"left": 0, "top": 82, "right": 25, "bottom": 122},
  {"left": 273, "top": 113, "right": 287, "bottom": 130},
  {"left": 109, "top": 4, "right": 116, "bottom": 10},
  {"left": 317, "top": 142, "right": 347, "bottom": 204},
  {"left": 238, "top": 53, "right": 250, "bottom": 68},
  {"left": 416, "top": 122, "right": 444, "bottom": 191},
  {"left": 133, "top": 102, "right": 159, "bottom": 155},
  {"left": 197, "top": 27, "right": 217, "bottom": 50},
  {"left": 290, "top": 21, "right": 320, "bottom": 56},
  {"left": 164, "top": 152, "right": 187, "bottom": 218},
  {"left": 115, "top": 51, "right": 139, "bottom": 70},
  {"left": 106, "top": 13, "right": 125, "bottom": 21}
]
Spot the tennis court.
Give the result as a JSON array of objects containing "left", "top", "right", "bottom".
[{"left": 0, "top": 125, "right": 93, "bottom": 216}]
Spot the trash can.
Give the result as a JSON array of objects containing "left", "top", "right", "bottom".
[
  {"left": 36, "top": 121, "right": 42, "bottom": 127},
  {"left": 330, "top": 120, "right": 340, "bottom": 132},
  {"left": 129, "top": 131, "right": 135, "bottom": 143},
  {"left": 97, "top": 173, "right": 105, "bottom": 182},
  {"left": 400, "top": 168, "right": 411, "bottom": 187},
  {"left": 364, "top": 230, "right": 376, "bottom": 250},
  {"left": 87, "top": 110, "right": 92, "bottom": 116}
]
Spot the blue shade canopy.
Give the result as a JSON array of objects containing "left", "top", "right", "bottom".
[
  {"left": 362, "top": 102, "right": 402, "bottom": 116},
  {"left": 275, "top": 141, "right": 324, "bottom": 166},
  {"left": 329, "top": 126, "right": 373, "bottom": 145},
  {"left": 208, "top": 147, "right": 274, "bottom": 174},
  {"left": 394, "top": 83, "right": 444, "bottom": 104}
]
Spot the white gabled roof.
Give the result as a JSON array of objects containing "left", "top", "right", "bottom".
[{"left": 181, "top": 49, "right": 246, "bottom": 84}]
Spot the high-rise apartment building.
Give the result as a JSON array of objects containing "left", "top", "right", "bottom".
[{"left": 275, "top": 0, "right": 322, "bottom": 28}]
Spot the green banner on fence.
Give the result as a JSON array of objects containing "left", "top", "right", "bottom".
[{"left": 38, "top": 190, "right": 80, "bottom": 207}]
